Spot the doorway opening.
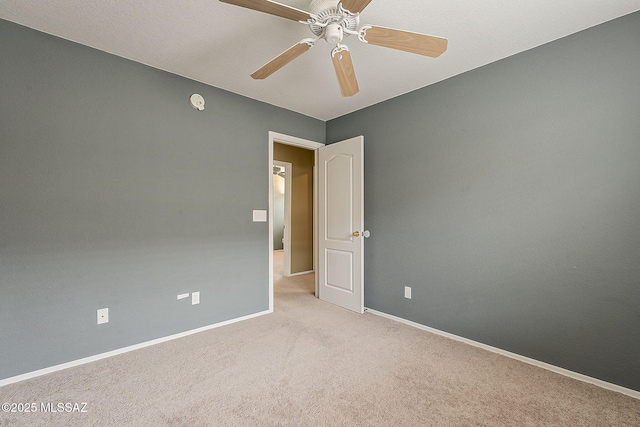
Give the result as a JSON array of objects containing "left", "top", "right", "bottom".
[
  {"left": 268, "top": 132, "right": 324, "bottom": 312},
  {"left": 272, "top": 160, "right": 291, "bottom": 276}
]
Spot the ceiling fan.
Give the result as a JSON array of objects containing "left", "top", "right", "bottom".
[{"left": 219, "top": 0, "right": 448, "bottom": 97}]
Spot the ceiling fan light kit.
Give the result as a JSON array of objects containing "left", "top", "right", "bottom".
[{"left": 219, "top": 0, "right": 447, "bottom": 97}]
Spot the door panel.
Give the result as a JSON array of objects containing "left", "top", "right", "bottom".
[
  {"left": 326, "top": 249, "right": 353, "bottom": 292},
  {"left": 318, "top": 136, "right": 364, "bottom": 313},
  {"left": 326, "top": 153, "right": 353, "bottom": 241}
]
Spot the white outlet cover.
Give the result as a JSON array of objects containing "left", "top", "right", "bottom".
[
  {"left": 404, "top": 286, "right": 412, "bottom": 299},
  {"left": 97, "top": 307, "right": 109, "bottom": 324},
  {"left": 192, "top": 291, "right": 200, "bottom": 305}
]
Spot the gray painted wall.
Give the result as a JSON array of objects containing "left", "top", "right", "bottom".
[
  {"left": 327, "top": 12, "right": 640, "bottom": 391},
  {"left": 0, "top": 18, "right": 324, "bottom": 380}
]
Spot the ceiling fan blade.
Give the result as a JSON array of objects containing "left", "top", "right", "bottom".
[
  {"left": 360, "top": 25, "right": 448, "bottom": 58},
  {"left": 340, "top": 0, "right": 373, "bottom": 14},
  {"left": 251, "top": 39, "right": 314, "bottom": 80},
  {"left": 219, "top": 0, "right": 312, "bottom": 22},
  {"left": 331, "top": 46, "right": 359, "bottom": 97}
]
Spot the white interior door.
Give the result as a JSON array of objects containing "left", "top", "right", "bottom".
[{"left": 318, "top": 136, "right": 364, "bottom": 313}]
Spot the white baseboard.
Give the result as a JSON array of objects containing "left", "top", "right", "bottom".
[
  {"left": 0, "top": 309, "right": 272, "bottom": 388},
  {"left": 287, "top": 269, "right": 314, "bottom": 277},
  {"left": 365, "top": 308, "right": 640, "bottom": 400}
]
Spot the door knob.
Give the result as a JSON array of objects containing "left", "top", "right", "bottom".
[
  {"left": 352, "top": 230, "right": 370, "bottom": 238},
  {"left": 352, "top": 231, "right": 360, "bottom": 237}
]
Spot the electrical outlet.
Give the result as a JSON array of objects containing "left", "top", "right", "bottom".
[
  {"left": 192, "top": 291, "right": 200, "bottom": 305},
  {"left": 404, "top": 286, "right": 412, "bottom": 299},
  {"left": 97, "top": 308, "right": 109, "bottom": 324}
]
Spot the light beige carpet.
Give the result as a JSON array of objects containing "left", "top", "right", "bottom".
[{"left": 1, "top": 250, "right": 639, "bottom": 426}]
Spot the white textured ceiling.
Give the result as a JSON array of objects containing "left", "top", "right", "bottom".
[{"left": 1, "top": 0, "right": 639, "bottom": 120}]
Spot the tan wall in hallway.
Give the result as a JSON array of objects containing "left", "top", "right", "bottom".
[{"left": 274, "top": 142, "right": 314, "bottom": 273}]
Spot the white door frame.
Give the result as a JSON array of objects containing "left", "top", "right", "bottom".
[
  {"left": 268, "top": 131, "right": 324, "bottom": 312},
  {"left": 273, "top": 160, "right": 292, "bottom": 276}
]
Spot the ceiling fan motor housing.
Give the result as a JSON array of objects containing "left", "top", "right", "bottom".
[
  {"left": 309, "top": 0, "right": 358, "bottom": 41},
  {"left": 309, "top": 0, "right": 340, "bottom": 15}
]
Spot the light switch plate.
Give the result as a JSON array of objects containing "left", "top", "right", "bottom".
[
  {"left": 192, "top": 291, "right": 200, "bottom": 305},
  {"left": 404, "top": 286, "right": 412, "bottom": 299},
  {"left": 97, "top": 308, "right": 109, "bottom": 324},
  {"left": 253, "top": 210, "right": 267, "bottom": 222}
]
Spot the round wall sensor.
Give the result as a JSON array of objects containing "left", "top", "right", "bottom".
[{"left": 190, "top": 94, "right": 205, "bottom": 111}]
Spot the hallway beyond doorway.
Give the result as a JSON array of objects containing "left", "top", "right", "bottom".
[{"left": 273, "top": 250, "right": 315, "bottom": 309}]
